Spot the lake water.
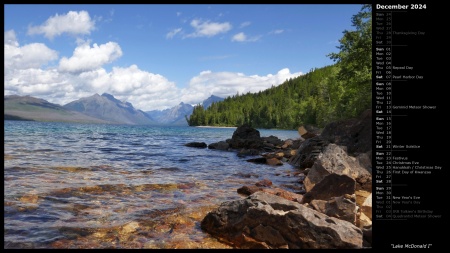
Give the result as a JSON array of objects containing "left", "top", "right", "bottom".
[{"left": 4, "top": 120, "right": 302, "bottom": 249}]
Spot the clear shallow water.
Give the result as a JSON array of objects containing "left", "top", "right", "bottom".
[{"left": 4, "top": 120, "right": 301, "bottom": 249}]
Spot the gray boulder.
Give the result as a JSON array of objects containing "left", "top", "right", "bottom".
[
  {"left": 227, "top": 124, "right": 263, "bottom": 149},
  {"left": 201, "top": 191, "right": 363, "bottom": 249}
]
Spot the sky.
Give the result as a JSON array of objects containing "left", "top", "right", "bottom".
[{"left": 4, "top": 4, "right": 363, "bottom": 111}]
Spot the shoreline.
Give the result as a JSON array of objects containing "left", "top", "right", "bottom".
[{"left": 195, "top": 126, "right": 237, "bottom": 129}]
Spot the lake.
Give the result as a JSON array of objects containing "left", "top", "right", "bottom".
[{"left": 4, "top": 120, "right": 301, "bottom": 249}]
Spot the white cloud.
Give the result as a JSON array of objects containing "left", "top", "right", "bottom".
[
  {"left": 4, "top": 30, "right": 19, "bottom": 46},
  {"left": 77, "top": 65, "right": 181, "bottom": 110},
  {"left": 239, "top": 21, "right": 251, "bottom": 28},
  {"left": 4, "top": 31, "right": 59, "bottom": 70},
  {"left": 4, "top": 68, "right": 71, "bottom": 97},
  {"left": 5, "top": 60, "right": 303, "bottom": 111},
  {"left": 269, "top": 29, "right": 284, "bottom": 34},
  {"left": 5, "top": 64, "right": 182, "bottom": 111},
  {"left": 58, "top": 42, "right": 122, "bottom": 73},
  {"left": 4, "top": 29, "right": 304, "bottom": 112},
  {"left": 180, "top": 68, "right": 303, "bottom": 104},
  {"left": 232, "top": 32, "right": 246, "bottom": 42},
  {"left": 185, "top": 19, "right": 232, "bottom": 38},
  {"left": 3, "top": 33, "right": 182, "bottom": 111},
  {"left": 166, "top": 28, "right": 182, "bottom": 39},
  {"left": 27, "top": 10, "right": 95, "bottom": 39},
  {"left": 176, "top": 12, "right": 182, "bottom": 16},
  {"left": 231, "top": 32, "right": 261, "bottom": 42}
]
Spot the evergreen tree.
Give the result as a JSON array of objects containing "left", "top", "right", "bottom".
[
  {"left": 187, "top": 5, "right": 371, "bottom": 129},
  {"left": 328, "top": 4, "right": 372, "bottom": 117}
]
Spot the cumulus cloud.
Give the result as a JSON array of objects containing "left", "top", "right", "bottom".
[
  {"left": 5, "top": 65, "right": 182, "bottom": 111},
  {"left": 4, "top": 27, "right": 303, "bottom": 112},
  {"left": 4, "top": 30, "right": 59, "bottom": 70},
  {"left": 231, "top": 32, "right": 261, "bottom": 42},
  {"left": 77, "top": 65, "right": 181, "bottom": 110},
  {"left": 179, "top": 68, "right": 303, "bottom": 104},
  {"left": 4, "top": 68, "right": 72, "bottom": 97},
  {"left": 185, "top": 19, "right": 232, "bottom": 38},
  {"left": 4, "top": 31, "right": 182, "bottom": 110},
  {"left": 27, "top": 10, "right": 95, "bottom": 39},
  {"left": 59, "top": 42, "right": 122, "bottom": 73},
  {"left": 4, "top": 30, "right": 19, "bottom": 46},
  {"left": 166, "top": 28, "right": 182, "bottom": 39}
]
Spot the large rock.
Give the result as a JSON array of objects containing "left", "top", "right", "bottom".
[
  {"left": 227, "top": 124, "right": 263, "bottom": 149},
  {"left": 288, "top": 136, "right": 328, "bottom": 168},
  {"left": 237, "top": 183, "right": 303, "bottom": 203},
  {"left": 304, "top": 144, "right": 372, "bottom": 192},
  {"left": 320, "top": 109, "right": 372, "bottom": 156},
  {"left": 310, "top": 195, "right": 358, "bottom": 225},
  {"left": 201, "top": 191, "right": 363, "bottom": 249},
  {"left": 261, "top": 135, "right": 284, "bottom": 147},
  {"left": 208, "top": 141, "right": 230, "bottom": 150},
  {"left": 324, "top": 196, "right": 357, "bottom": 224},
  {"left": 356, "top": 151, "right": 372, "bottom": 172},
  {"left": 302, "top": 174, "right": 356, "bottom": 203}
]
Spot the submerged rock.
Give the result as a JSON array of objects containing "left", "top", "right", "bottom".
[
  {"left": 184, "top": 142, "right": 207, "bottom": 148},
  {"left": 208, "top": 141, "right": 230, "bottom": 150}
]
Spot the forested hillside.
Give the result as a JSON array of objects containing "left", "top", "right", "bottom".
[{"left": 188, "top": 4, "right": 371, "bottom": 129}]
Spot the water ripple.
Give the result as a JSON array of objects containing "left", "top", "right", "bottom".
[{"left": 4, "top": 121, "right": 301, "bottom": 249}]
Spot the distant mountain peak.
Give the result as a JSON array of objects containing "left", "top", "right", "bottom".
[
  {"left": 202, "top": 95, "right": 224, "bottom": 109},
  {"left": 63, "top": 93, "right": 155, "bottom": 125},
  {"left": 101, "top": 93, "right": 117, "bottom": 101}
]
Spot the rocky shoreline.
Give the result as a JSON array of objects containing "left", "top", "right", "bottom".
[{"left": 185, "top": 109, "right": 372, "bottom": 249}]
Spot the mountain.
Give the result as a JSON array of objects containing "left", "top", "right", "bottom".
[
  {"left": 4, "top": 95, "right": 111, "bottom": 124},
  {"left": 145, "top": 95, "right": 224, "bottom": 126},
  {"left": 63, "top": 93, "right": 156, "bottom": 125},
  {"left": 146, "top": 102, "right": 193, "bottom": 126},
  {"left": 202, "top": 95, "right": 224, "bottom": 109}
]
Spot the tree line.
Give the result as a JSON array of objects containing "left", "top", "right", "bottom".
[{"left": 187, "top": 5, "right": 372, "bottom": 130}]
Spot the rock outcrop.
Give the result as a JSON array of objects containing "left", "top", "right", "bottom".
[
  {"left": 226, "top": 124, "right": 263, "bottom": 149},
  {"left": 320, "top": 109, "right": 372, "bottom": 156},
  {"left": 196, "top": 110, "right": 372, "bottom": 249},
  {"left": 303, "top": 144, "right": 372, "bottom": 192},
  {"left": 201, "top": 192, "right": 363, "bottom": 249},
  {"left": 288, "top": 137, "right": 328, "bottom": 169}
]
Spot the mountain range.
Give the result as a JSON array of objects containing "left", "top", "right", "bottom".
[
  {"left": 4, "top": 93, "right": 223, "bottom": 125},
  {"left": 64, "top": 93, "right": 156, "bottom": 125},
  {"left": 145, "top": 95, "right": 224, "bottom": 125},
  {"left": 4, "top": 95, "right": 111, "bottom": 124}
]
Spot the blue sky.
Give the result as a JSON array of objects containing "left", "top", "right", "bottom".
[{"left": 4, "top": 4, "right": 363, "bottom": 111}]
